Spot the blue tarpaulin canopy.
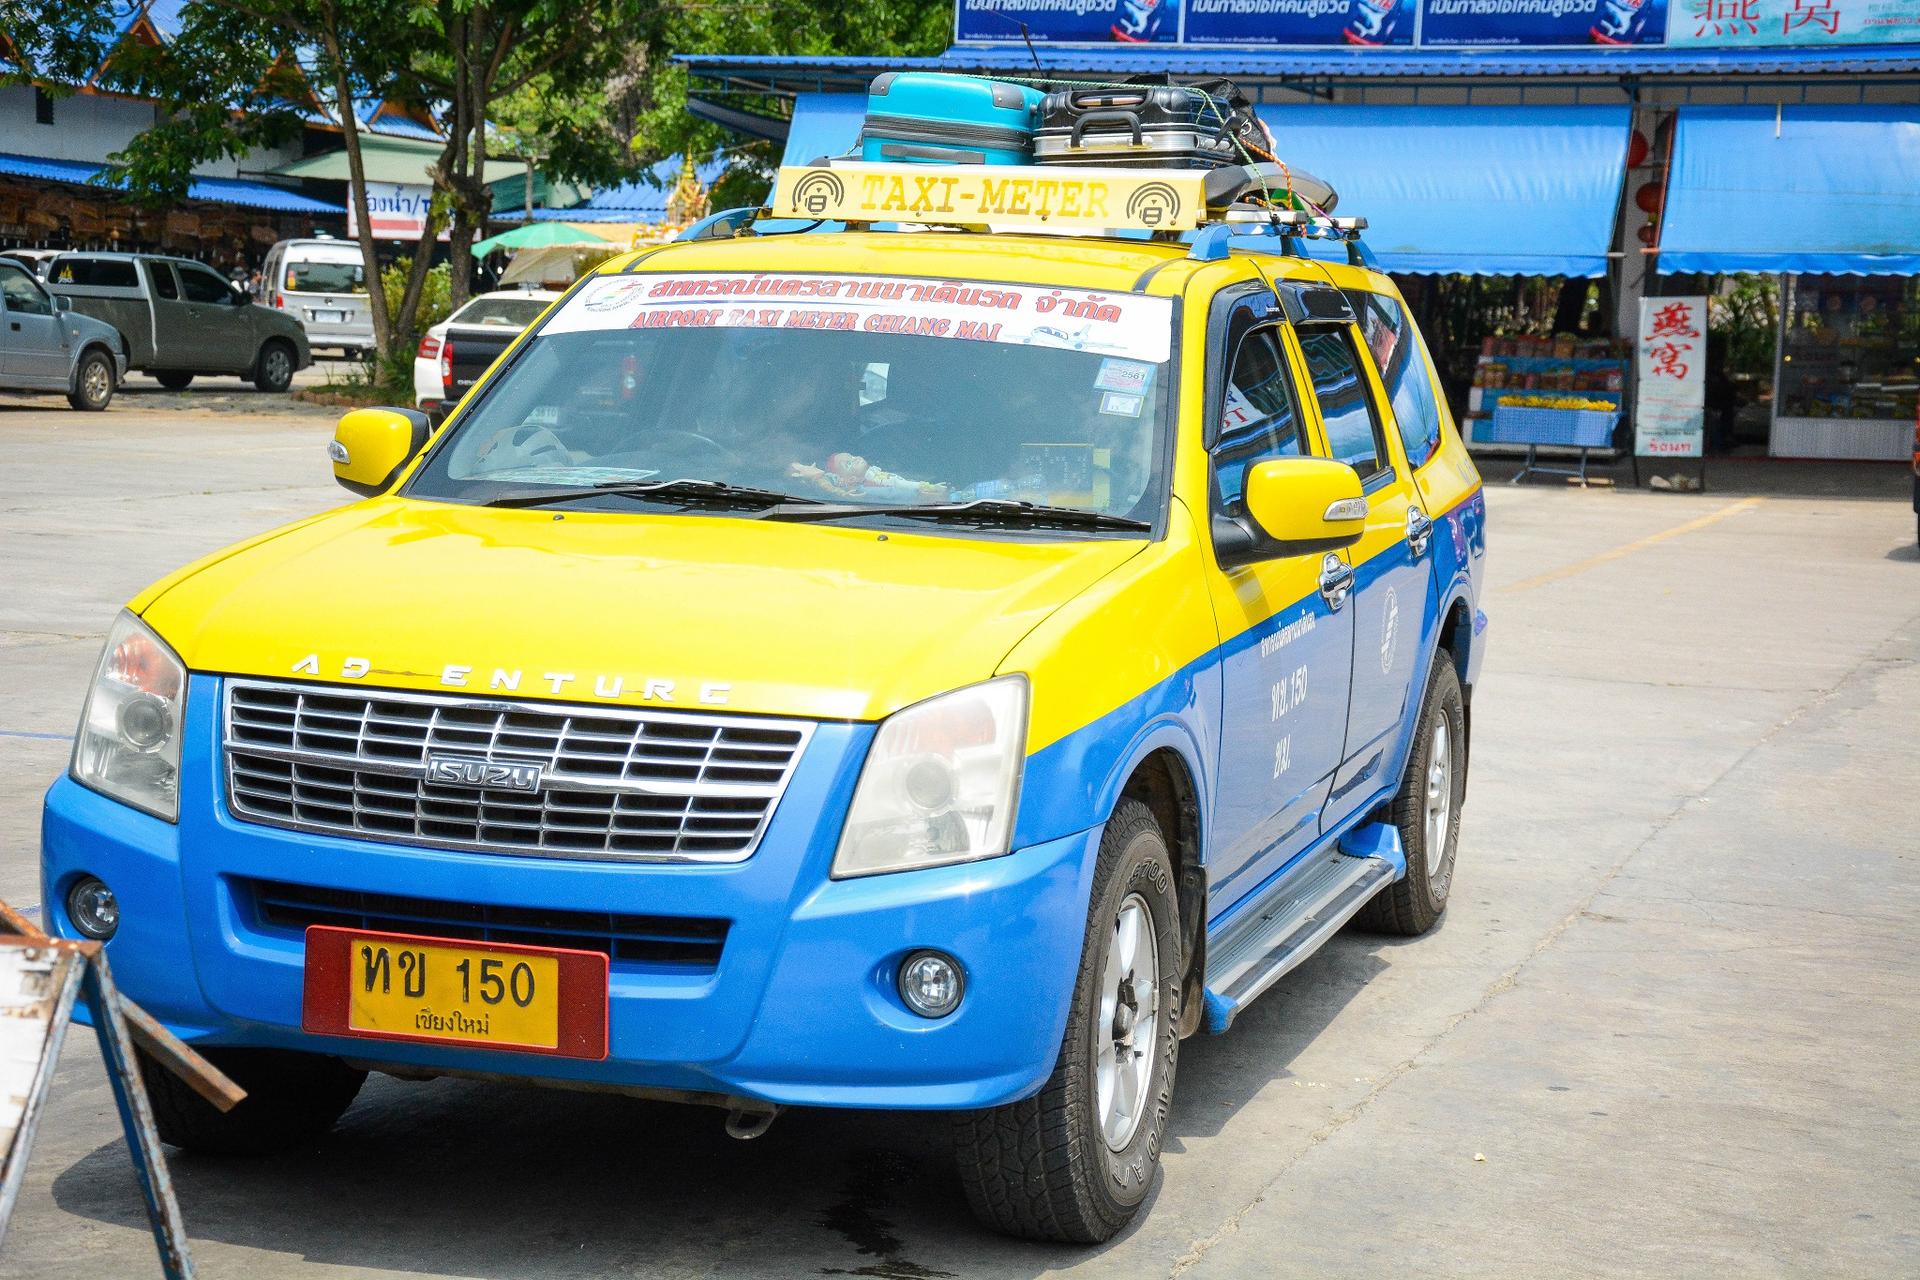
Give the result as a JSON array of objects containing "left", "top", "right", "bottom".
[
  {"left": 0, "top": 151, "right": 342, "bottom": 214},
  {"left": 1251, "top": 105, "right": 1630, "bottom": 277},
  {"left": 774, "top": 98, "right": 1627, "bottom": 277},
  {"left": 1657, "top": 106, "right": 1920, "bottom": 277},
  {"left": 780, "top": 93, "right": 865, "bottom": 167}
]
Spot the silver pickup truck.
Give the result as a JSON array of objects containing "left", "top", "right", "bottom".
[{"left": 45, "top": 251, "right": 311, "bottom": 392}]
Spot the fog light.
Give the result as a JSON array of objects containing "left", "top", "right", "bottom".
[
  {"left": 67, "top": 876, "right": 119, "bottom": 941},
  {"left": 898, "top": 950, "right": 964, "bottom": 1019}
]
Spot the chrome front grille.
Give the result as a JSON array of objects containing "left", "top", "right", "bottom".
[{"left": 222, "top": 680, "right": 812, "bottom": 862}]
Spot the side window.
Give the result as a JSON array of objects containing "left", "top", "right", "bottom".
[
  {"left": 0, "top": 263, "right": 51, "bottom": 316},
  {"left": 1298, "top": 327, "right": 1386, "bottom": 482},
  {"left": 1212, "top": 328, "right": 1305, "bottom": 512},
  {"left": 1360, "top": 292, "right": 1443, "bottom": 470},
  {"left": 179, "top": 263, "right": 232, "bottom": 304},
  {"left": 145, "top": 261, "right": 179, "bottom": 301}
]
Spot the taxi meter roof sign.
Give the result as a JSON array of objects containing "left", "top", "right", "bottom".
[{"left": 772, "top": 164, "right": 1209, "bottom": 233}]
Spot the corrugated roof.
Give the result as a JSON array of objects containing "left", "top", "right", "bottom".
[
  {"left": 681, "top": 42, "right": 1920, "bottom": 81},
  {"left": 0, "top": 151, "right": 343, "bottom": 213},
  {"left": 491, "top": 155, "right": 730, "bottom": 223}
]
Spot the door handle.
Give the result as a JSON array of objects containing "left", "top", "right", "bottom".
[
  {"left": 1318, "top": 553, "right": 1355, "bottom": 611},
  {"left": 1406, "top": 508, "right": 1433, "bottom": 559},
  {"left": 8, "top": 321, "right": 18, "bottom": 331}
]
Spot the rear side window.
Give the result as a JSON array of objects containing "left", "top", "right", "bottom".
[
  {"left": 48, "top": 257, "right": 139, "bottom": 288},
  {"left": 1298, "top": 328, "right": 1385, "bottom": 482},
  {"left": 1359, "top": 292, "right": 1443, "bottom": 470},
  {"left": 1213, "top": 328, "right": 1305, "bottom": 512},
  {"left": 145, "top": 261, "right": 178, "bottom": 301}
]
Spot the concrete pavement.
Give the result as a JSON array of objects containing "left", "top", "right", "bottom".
[{"left": 0, "top": 397, "right": 1914, "bottom": 1278}]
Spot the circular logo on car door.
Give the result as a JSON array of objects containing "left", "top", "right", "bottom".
[{"left": 1379, "top": 586, "right": 1400, "bottom": 675}]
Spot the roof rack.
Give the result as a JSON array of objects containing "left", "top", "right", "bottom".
[{"left": 674, "top": 161, "right": 1375, "bottom": 267}]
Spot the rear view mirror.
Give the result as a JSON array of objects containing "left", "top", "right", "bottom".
[
  {"left": 331, "top": 407, "right": 432, "bottom": 497},
  {"left": 52, "top": 295, "right": 71, "bottom": 313},
  {"left": 1214, "top": 457, "right": 1367, "bottom": 567}
]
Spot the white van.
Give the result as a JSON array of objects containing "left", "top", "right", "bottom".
[{"left": 259, "top": 237, "right": 375, "bottom": 356}]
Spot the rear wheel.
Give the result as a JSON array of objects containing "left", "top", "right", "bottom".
[
  {"left": 154, "top": 371, "right": 194, "bottom": 390},
  {"left": 140, "top": 1047, "right": 365, "bottom": 1155},
  {"left": 66, "top": 349, "right": 114, "bottom": 411},
  {"left": 253, "top": 339, "right": 295, "bottom": 392},
  {"left": 954, "top": 798, "right": 1181, "bottom": 1243},
  {"left": 1357, "top": 655, "right": 1465, "bottom": 936}
]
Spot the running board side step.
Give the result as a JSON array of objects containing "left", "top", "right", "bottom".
[{"left": 1200, "top": 824, "right": 1405, "bottom": 1034}]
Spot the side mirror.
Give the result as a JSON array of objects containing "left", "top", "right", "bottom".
[
  {"left": 1213, "top": 457, "right": 1367, "bottom": 568},
  {"left": 52, "top": 295, "right": 71, "bottom": 313},
  {"left": 230, "top": 284, "right": 250, "bottom": 306},
  {"left": 331, "top": 407, "right": 432, "bottom": 497}
]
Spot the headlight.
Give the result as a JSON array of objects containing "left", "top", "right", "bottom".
[
  {"left": 832, "top": 676, "right": 1027, "bottom": 879},
  {"left": 71, "top": 612, "right": 186, "bottom": 822}
]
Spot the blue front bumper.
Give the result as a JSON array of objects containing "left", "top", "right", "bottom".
[{"left": 41, "top": 676, "right": 1099, "bottom": 1110}]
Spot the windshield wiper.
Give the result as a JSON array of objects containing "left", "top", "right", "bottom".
[
  {"left": 478, "top": 478, "right": 823, "bottom": 511},
  {"left": 762, "top": 497, "right": 1151, "bottom": 532}
]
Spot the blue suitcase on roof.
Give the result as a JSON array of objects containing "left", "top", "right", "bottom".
[{"left": 858, "top": 72, "right": 1042, "bottom": 166}]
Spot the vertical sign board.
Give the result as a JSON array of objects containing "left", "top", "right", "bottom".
[
  {"left": 346, "top": 182, "right": 439, "bottom": 241},
  {"left": 1634, "top": 296, "right": 1707, "bottom": 458}
]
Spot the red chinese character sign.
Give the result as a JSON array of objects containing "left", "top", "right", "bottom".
[{"left": 1634, "top": 296, "right": 1706, "bottom": 459}]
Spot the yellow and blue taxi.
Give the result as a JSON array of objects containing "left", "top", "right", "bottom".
[{"left": 43, "top": 160, "right": 1487, "bottom": 1243}]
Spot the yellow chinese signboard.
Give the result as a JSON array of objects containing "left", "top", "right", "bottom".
[{"left": 771, "top": 164, "right": 1209, "bottom": 233}]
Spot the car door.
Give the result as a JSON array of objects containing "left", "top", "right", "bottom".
[
  {"left": 175, "top": 261, "right": 254, "bottom": 373},
  {"left": 1198, "top": 290, "right": 1358, "bottom": 907},
  {"left": 141, "top": 259, "right": 196, "bottom": 369},
  {"left": 1297, "top": 319, "right": 1437, "bottom": 836},
  {"left": 0, "top": 260, "right": 68, "bottom": 386}
]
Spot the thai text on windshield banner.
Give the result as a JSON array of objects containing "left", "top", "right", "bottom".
[{"left": 542, "top": 272, "right": 1176, "bottom": 364}]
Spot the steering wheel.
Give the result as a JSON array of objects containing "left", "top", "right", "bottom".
[
  {"left": 650, "top": 429, "right": 734, "bottom": 464},
  {"left": 478, "top": 423, "right": 571, "bottom": 468}
]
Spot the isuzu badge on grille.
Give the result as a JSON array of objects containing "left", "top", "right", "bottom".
[{"left": 425, "top": 755, "right": 544, "bottom": 794}]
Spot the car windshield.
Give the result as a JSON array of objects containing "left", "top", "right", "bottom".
[
  {"left": 406, "top": 270, "right": 1175, "bottom": 530},
  {"left": 286, "top": 258, "right": 365, "bottom": 294},
  {"left": 451, "top": 296, "right": 550, "bottom": 327}
]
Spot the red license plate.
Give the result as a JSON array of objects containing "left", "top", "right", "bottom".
[{"left": 302, "top": 926, "right": 608, "bottom": 1060}]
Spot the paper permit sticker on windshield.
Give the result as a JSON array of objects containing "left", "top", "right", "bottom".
[{"left": 542, "top": 273, "right": 1173, "bottom": 364}]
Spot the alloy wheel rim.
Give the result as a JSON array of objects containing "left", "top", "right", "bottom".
[
  {"left": 267, "top": 350, "right": 290, "bottom": 384},
  {"left": 84, "top": 361, "right": 109, "bottom": 402},
  {"left": 1095, "top": 892, "right": 1159, "bottom": 1152},
  {"left": 1425, "top": 719, "right": 1452, "bottom": 877}
]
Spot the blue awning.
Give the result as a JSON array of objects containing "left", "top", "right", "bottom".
[
  {"left": 0, "top": 152, "right": 342, "bottom": 214},
  {"left": 780, "top": 93, "right": 865, "bottom": 167},
  {"left": 1658, "top": 106, "right": 1920, "bottom": 277},
  {"left": 1252, "top": 105, "right": 1629, "bottom": 277}
]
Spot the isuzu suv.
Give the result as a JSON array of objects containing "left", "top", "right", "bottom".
[{"left": 43, "top": 161, "right": 1487, "bottom": 1243}]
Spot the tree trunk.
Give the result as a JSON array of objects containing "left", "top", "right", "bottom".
[{"left": 317, "top": 14, "right": 390, "bottom": 357}]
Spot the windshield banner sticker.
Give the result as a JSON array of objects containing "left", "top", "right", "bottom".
[{"left": 545, "top": 273, "right": 1174, "bottom": 364}]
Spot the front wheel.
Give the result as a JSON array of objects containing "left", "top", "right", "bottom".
[
  {"left": 954, "top": 798, "right": 1181, "bottom": 1243},
  {"left": 1357, "top": 654, "right": 1466, "bottom": 936},
  {"left": 67, "top": 349, "right": 115, "bottom": 411},
  {"left": 253, "top": 339, "right": 295, "bottom": 392},
  {"left": 141, "top": 1047, "right": 365, "bottom": 1155}
]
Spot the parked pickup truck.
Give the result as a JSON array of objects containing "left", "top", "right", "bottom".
[
  {"left": 413, "top": 289, "right": 560, "bottom": 420},
  {"left": 45, "top": 251, "right": 311, "bottom": 392},
  {"left": 0, "top": 255, "right": 127, "bottom": 410}
]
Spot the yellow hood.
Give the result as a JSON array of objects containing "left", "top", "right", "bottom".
[{"left": 139, "top": 498, "right": 1145, "bottom": 722}]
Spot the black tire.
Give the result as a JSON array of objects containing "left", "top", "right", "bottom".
[
  {"left": 66, "top": 348, "right": 115, "bottom": 411},
  {"left": 954, "top": 798, "right": 1181, "bottom": 1243},
  {"left": 140, "top": 1047, "right": 366, "bottom": 1156},
  {"left": 154, "top": 371, "right": 194, "bottom": 390},
  {"left": 1357, "top": 655, "right": 1466, "bottom": 936},
  {"left": 253, "top": 339, "right": 296, "bottom": 392}
]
